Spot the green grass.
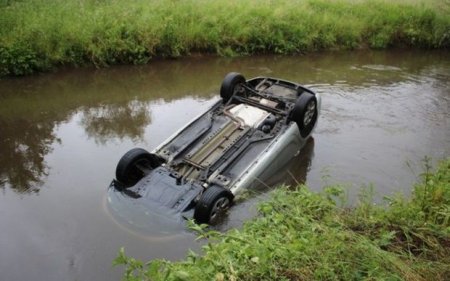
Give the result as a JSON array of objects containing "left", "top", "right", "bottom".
[
  {"left": 114, "top": 158, "right": 450, "bottom": 280},
  {"left": 0, "top": 0, "right": 449, "bottom": 76}
]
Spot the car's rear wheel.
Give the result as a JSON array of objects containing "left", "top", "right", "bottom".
[
  {"left": 220, "top": 72, "right": 246, "bottom": 103},
  {"left": 289, "top": 92, "right": 318, "bottom": 137},
  {"left": 194, "top": 185, "right": 233, "bottom": 224},
  {"left": 115, "top": 148, "right": 161, "bottom": 187}
]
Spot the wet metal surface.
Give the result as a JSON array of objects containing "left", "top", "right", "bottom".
[{"left": 0, "top": 50, "right": 449, "bottom": 281}]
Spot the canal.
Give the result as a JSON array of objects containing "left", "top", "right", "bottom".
[{"left": 0, "top": 50, "right": 448, "bottom": 281}]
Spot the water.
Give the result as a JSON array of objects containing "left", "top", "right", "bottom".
[{"left": 0, "top": 50, "right": 449, "bottom": 281}]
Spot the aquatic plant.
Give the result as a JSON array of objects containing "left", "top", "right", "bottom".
[
  {"left": 0, "top": 0, "right": 449, "bottom": 76},
  {"left": 114, "top": 158, "right": 450, "bottom": 280}
]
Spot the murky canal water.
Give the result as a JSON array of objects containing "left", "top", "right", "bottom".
[{"left": 0, "top": 50, "right": 449, "bottom": 281}]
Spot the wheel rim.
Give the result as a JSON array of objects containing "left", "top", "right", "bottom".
[
  {"left": 210, "top": 197, "right": 230, "bottom": 223},
  {"left": 233, "top": 83, "right": 245, "bottom": 96},
  {"left": 303, "top": 101, "right": 316, "bottom": 126}
]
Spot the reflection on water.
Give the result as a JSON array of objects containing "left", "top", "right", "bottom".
[
  {"left": 0, "top": 99, "right": 155, "bottom": 192},
  {"left": 0, "top": 118, "right": 60, "bottom": 192},
  {"left": 0, "top": 49, "right": 449, "bottom": 281},
  {"left": 80, "top": 101, "right": 152, "bottom": 144}
]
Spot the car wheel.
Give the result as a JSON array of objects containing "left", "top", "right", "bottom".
[
  {"left": 220, "top": 72, "right": 246, "bottom": 103},
  {"left": 289, "top": 92, "right": 318, "bottom": 137},
  {"left": 115, "top": 148, "right": 160, "bottom": 187},
  {"left": 194, "top": 185, "right": 233, "bottom": 224}
]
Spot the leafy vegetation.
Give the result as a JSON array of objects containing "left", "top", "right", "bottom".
[
  {"left": 114, "top": 158, "right": 450, "bottom": 280},
  {"left": 1, "top": 0, "right": 449, "bottom": 76}
]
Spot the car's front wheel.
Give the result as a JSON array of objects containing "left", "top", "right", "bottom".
[
  {"left": 194, "top": 185, "right": 233, "bottom": 224},
  {"left": 115, "top": 148, "right": 161, "bottom": 187}
]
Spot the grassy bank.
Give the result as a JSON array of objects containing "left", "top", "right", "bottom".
[
  {"left": 114, "top": 158, "right": 450, "bottom": 280},
  {"left": 1, "top": 0, "right": 449, "bottom": 76}
]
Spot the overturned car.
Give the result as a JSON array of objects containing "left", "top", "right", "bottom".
[{"left": 108, "top": 72, "right": 321, "bottom": 225}]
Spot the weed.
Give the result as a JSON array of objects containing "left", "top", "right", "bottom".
[{"left": 114, "top": 158, "right": 450, "bottom": 281}]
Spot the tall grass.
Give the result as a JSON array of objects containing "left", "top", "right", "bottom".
[
  {"left": 0, "top": 0, "right": 449, "bottom": 76},
  {"left": 114, "top": 158, "right": 450, "bottom": 280}
]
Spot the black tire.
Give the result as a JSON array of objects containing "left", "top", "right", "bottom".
[
  {"left": 220, "top": 72, "right": 246, "bottom": 103},
  {"left": 289, "top": 92, "right": 318, "bottom": 138},
  {"left": 194, "top": 185, "right": 234, "bottom": 224},
  {"left": 115, "top": 148, "right": 160, "bottom": 187}
]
